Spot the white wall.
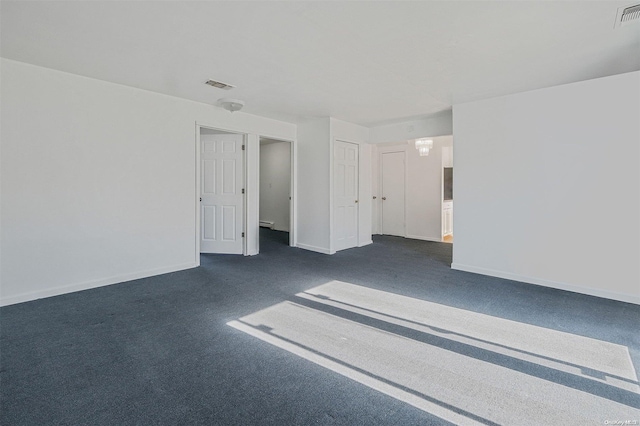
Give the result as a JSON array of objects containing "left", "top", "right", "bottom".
[
  {"left": 369, "top": 110, "right": 453, "bottom": 144},
  {"left": 442, "top": 145, "right": 454, "bottom": 168},
  {"left": 373, "top": 136, "right": 452, "bottom": 241},
  {"left": 260, "top": 141, "right": 290, "bottom": 232},
  {"left": 330, "top": 118, "right": 372, "bottom": 250},
  {"left": 0, "top": 58, "right": 296, "bottom": 306},
  {"left": 296, "top": 118, "right": 331, "bottom": 253},
  {"left": 407, "top": 137, "right": 452, "bottom": 241},
  {"left": 453, "top": 71, "right": 640, "bottom": 305},
  {"left": 296, "top": 117, "right": 372, "bottom": 254},
  {"left": 244, "top": 133, "right": 261, "bottom": 256}
]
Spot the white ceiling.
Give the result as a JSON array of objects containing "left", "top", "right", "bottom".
[{"left": 1, "top": 1, "right": 638, "bottom": 126}]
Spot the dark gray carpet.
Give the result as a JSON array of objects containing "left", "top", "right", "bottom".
[{"left": 1, "top": 229, "right": 638, "bottom": 425}]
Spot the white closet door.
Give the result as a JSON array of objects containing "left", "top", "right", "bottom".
[
  {"left": 201, "top": 133, "right": 244, "bottom": 254},
  {"left": 334, "top": 141, "right": 359, "bottom": 251},
  {"left": 381, "top": 151, "right": 405, "bottom": 237}
]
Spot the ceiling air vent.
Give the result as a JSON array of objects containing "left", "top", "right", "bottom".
[
  {"left": 615, "top": 3, "right": 640, "bottom": 28},
  {"left": 205, "top": 79, "right": 235, "bottom": 90}
]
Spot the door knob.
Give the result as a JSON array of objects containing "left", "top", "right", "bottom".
[
  {"left": 355, "top": 200, "right": 358, "bottom": 203},
  {"left": 373, "top": 196, "right": 377, "bottom": 200},
  {"left": 382, "top": 197, "right": 387, "bottom": 200}
]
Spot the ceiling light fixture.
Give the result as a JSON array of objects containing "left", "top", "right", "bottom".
[
  {"left": 414, "top": 139, "right": 434, "bottom": 156},
  {"left": 218, "top": 98, "right": 245, "bottom": 113}
]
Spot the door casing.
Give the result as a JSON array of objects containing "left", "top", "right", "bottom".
[
  {"left": 196, "top": 124, "right": 247, "bottom": 260},
  {"left": 258, "top": 138, "right": 296, "bottom": 248}
]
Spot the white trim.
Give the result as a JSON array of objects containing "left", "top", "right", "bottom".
[
  {"left": 329, "top": 138, "right": 335, "bottom": 253},
  {"left": 451, "top": 263, "right": 640, "bottom": 305},
  {"left": 289, "top": 138, "right": 297, "bottom": 247},
  {"left": 405, "top": 235, "right": 442, "bottom": 243},
  {"left": 0, "top": 262, "right": 197, "bottom": 307},
  {"left": 356, "top": 140, "right": 362, "bottom": 248},
  {"left": 243, "top": 133, "right": 252, "bottom": 256},
  {"left": 296, "top": 243, "right": 334, "bottom": 255},
  {"left": 403, "top": 150, "right": 408, "bottom": 238},
  {"left": 440, "top": 157, "right": 445, "bottom": 240},
  {"left": 194, "top": 122, "right": 201, "bottom": 266},
  {"left": 357, "top": 240, "right": 373, "bottom": 247}
]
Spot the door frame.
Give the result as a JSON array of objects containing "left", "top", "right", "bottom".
[
  {"left": 195, "top": 124, "right": 247, "bottom": 263},
  {"left": 378, "top": 148, "right": 408, "bottom": 237},
  {"left": 258, "top": 137, "right": 296, "bottom": 249}
]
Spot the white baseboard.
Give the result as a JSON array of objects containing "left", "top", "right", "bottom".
[
  {"left": 0, "top": 262, "right": 198, "bottom": 307},
  {"left": 451, "top": 262, "right": 640, "bottom": 305},
  {"left": 296, "top": 243, "right": 333, "bottom": 255},
  {"left": 405, "top": 235, "right": 443, "bottom": 243},
  {"left": 358, "top": 240, "right": 373, "bottom": 247}
]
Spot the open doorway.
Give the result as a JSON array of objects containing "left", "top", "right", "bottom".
[
  {"left": 373, "top": 136, "right": 453, "bottom": 244},
  {"left": 259, "top": 137, "right": 293, "bottom": 251}
]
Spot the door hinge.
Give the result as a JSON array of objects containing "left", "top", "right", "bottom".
[
  {"left": 242, "top": 232, "right": 245, "bottom": 238},
  {"left": 242, "top": 188, "right": 245, "bottom": 194},
  {"left": 242, "top": 145, "right": 245, "bottom": 151}
]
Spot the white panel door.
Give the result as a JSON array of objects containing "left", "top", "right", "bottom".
[
  {"left": 334, "top": 141, "right": 359, "bottom": 251},
  {"left": 200, "top": 133, "right": 244, "bottom": 254},
  {"left": 381, "top": 151, "right": 405, "bottom": 237}
]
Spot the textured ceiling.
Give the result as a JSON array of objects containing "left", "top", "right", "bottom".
[{"left": 1, "top": 1, "right": 638, "bottom": 125}]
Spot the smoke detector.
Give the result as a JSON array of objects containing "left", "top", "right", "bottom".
[
  {"left": 615, "top": 3, "right": 640, "bottom": 28},
  {"left": 218, "top": 98, "right": 245, "bottom": 112},
  {"left": 205, "top": 79, "right": 235, "bottom": 90}
]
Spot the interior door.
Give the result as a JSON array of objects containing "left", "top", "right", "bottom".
[
  {"left": 381, "top": 151, "right": 405, "bottom": 237},
  {"left": 200, "top": 133, "right": 244, "bottom": 254},
  {"left": 334, "top": 141, "right": 359, "bottom": 251}
]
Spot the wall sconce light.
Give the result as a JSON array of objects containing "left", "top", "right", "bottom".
[{"left": 415, "top": 139, "right": 433, "bottom": 156}]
